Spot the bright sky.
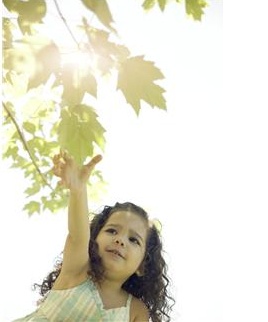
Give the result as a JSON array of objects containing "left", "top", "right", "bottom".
[{"left": 1, "top": 1, "right": 267, "bottom": 322}]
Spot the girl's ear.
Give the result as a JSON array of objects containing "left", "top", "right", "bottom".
[
  {"left": 136, "top": 262, "right": 145, "bottom": 276},
  {"left": 136, "top": 269, "right": 143, "bottom": 276}
]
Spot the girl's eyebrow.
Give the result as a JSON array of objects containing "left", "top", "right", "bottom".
[{"left": 105, "top": 223, "right": 144, "bottom": 243}]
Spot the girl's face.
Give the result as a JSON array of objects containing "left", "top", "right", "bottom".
[{"left": 96, "top": 210, "right": 148, "bottom": 281}]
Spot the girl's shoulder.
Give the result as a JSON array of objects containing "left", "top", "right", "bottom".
[{"left": 130, "top": 296, "right": 149, "bottom": 322}]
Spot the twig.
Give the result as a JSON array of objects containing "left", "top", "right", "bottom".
[
  {"left": 53, "top": 0, "right": 80, "bottom": 48},
  {"left": 2, "top": 102, "right": 54, "bottom": 190}
]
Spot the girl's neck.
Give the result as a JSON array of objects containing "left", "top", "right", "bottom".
[
  {"left": 97, "top": 278, "right": 123, "bottom": 293},
  {"left": 95, "top": 279, "right": 129, "bottom": 309}
]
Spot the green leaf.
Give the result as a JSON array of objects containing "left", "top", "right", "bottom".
[
  {"left": 23, "top": 200, "right": 41, "bottom": 216},
  {"left": 42, "top": 197, "right": 63, "bottom": 212},
  {"left": 80, "top": 0, "right": 116, "bottom": 33},
  {"left": 2, "top": 0, "right": 20, "bottom": 13},
  {"left": 2, "top": 18, "right": 15, "bottom": 47},
  {"left": 15, "top": 0, "right": 46, "bottom": 35},
  {"left": 58, "top": 104, "right": 106, "bottom": 165},
  {"left": 142, "top": 0, "right": 207, "bottom": 20},
  {"left": 2, "top": 144, "right": 19, "bottom": 159},
  {"left": 81, "top": 24, "right": 124, "bottom": 75},
  {"left": 157, "top": 0, "right": 167, "bottom": 11},
  {"left": 117, "top": 56, "right": 166, "bottom": 115},
  {"left": 142, "top": 0, "right": 156, "bottom": 11},
  {"left": 61, "top": 64, "right": 97, "bottom": 105},
  {"left": 23, "top": 121, "right": 36, "bottom": 134},
  {"left": 24, "top": 182, "right": 41, "bottom": 196},
  {"left": 185, "top": 0, "right": 208, "bottom": 21},
  {"left": 17, "top": 0, "right": 47, "bottom": 22},
  {"left": 84, "top": 72, "right": 98, "bottom": 98}
]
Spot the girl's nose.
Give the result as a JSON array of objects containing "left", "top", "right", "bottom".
[{"left": 114, "top": 237, "right": 125, "bottom": 246}]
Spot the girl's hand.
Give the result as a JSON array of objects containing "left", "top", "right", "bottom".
[{"left": 52, "top": 150, "right": 102, "bottom": 192}]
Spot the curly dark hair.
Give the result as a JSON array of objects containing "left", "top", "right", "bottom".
[{"left": 34, "top": 202, "right": 175, "bottom": 321}]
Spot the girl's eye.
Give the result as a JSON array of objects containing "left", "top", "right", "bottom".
[
  {"left": 105, "top": 228, "right": 117, "bottom": 235},
  {"left": 129, "top": 237, "right": 140, "bottom": 245}
]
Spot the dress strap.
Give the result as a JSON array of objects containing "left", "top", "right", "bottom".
[{"left": 126, "top": 293, "right": 133, "bottom": 307}]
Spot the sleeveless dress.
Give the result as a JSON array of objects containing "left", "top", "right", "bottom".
[{"left": 13, "top": 279, "right": 132, "bottom": 321}]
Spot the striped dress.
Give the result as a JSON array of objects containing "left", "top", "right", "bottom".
[{"left": 13, "top": 279, "right": 132, "bottom": 321}]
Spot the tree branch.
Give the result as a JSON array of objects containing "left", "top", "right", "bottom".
[
  {"left": 53, "top": 0, "right": 81, "bottom": 48},
  {"left": 2, "top": 102, "right": 54, "bottom": 190}
]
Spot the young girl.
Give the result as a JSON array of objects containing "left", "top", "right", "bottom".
[{"left": 13, "top": 151, "right": 174, "bottom": 322}]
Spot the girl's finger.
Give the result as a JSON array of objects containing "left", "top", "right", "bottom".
[
  {"left": 52, "top": 166, "right": 61, "bottom": 177},
  {"left": 85, "top": 154, "right": 102, "bottom": 169},
  {"left": 52, "top": 154, "right": 61, "bottom": 164}
]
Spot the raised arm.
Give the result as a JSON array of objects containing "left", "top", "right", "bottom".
[{"left": 52, "top": 151, "right": 102, "bottom": 289}]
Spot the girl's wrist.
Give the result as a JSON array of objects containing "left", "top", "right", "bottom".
[{"left": 69, "top": 184, "right": 87, "bottom": 195}]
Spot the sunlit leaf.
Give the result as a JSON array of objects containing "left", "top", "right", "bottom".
[
  {"left": 142, "top": 0, "right": 156, "bottom": 11},
  {"left": 3, "top": 71, "right": 29, "bottom": 98},
  {"left": 2, "top": 18, "right": 15, "bottom": 47},
  {"left": 143, "top": 0, "right": 207, "bottom": 20},
  {"left": 3, "top": 0, "right": 19, "bottom": 13},
  {"left": 157, "top": 0, "right": 167, "bottom": 11},
  {"left": 117, "top": 56, "right": 166, "bottom": 114},
  {"left": 3, "top": 46, "right": 36, "bottom": 77},
  {"left": 62, "top": 64, "right": 97, "bottom": 105},
  {"left": 17, "top": 0, "right": 47, "bottom": 21},
  {"left": 14, "top": 0, "right": 47, "bottom": 34},
  {"left": 23, "top": 200, "right": 41, "bottom": 216},
  {"left": 25, "top": 182, "right": 41, "bottom": 196},
  {"left": 3, "top": 144, "right": 19, "bottom": 159},
  {"left": 28, "top": 42, "right": 61, "bottom": 88},
  {"left": 84, "top": 72, "right": 98, "bottom": 98},
  {"left": 23, "top": 121, "right": 36, "bottom": 134},
  {"left": 80, "top": 0, "right": 116, "bottom": 33},
  {"left": 58, "top": 104, "right": 106, "bottom": 165},
  {"left": 185, "top": 0, "right": 208, "bottom": 21},
  {"left": 81, "top": 23, "right": 125, "bottom": 75}
]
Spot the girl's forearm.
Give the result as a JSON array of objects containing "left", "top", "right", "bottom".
[{"left": 68, "top": 185, "right": 90, "bottom": 243}]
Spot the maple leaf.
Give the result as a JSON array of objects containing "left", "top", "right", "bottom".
[
  {"left": 58, "top": 104, "right": 106, "bottom": 165},
  {"left": 81, "top": 0, "right": 116, "bottom": 33},
  {"left": 117, "top": 56, "right": 166, "bottom": 115},
  {"left": 61, "top": 64, "right": 97, "bottom": 106},
  {"left": 185, "top": 0, "right": 208, "bottom": 21}
]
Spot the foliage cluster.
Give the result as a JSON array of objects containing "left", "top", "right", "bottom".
[{"left": 2, "top": 0, "right": 208, "bottom": 215}]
